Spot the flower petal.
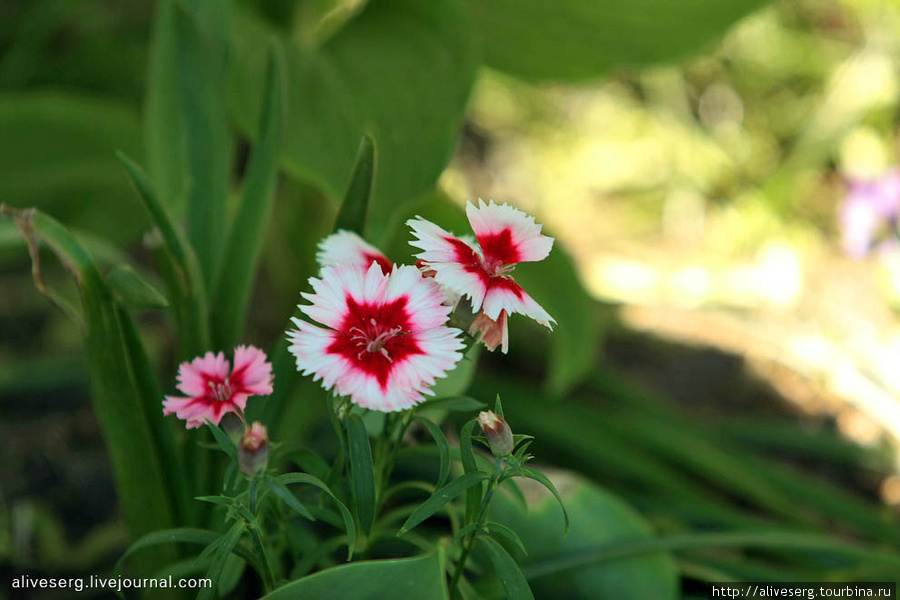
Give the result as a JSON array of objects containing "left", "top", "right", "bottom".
[
  {"left": 176, "top": 351, "right": 229, "bottom": 396},
  {"left": 469, "top": 309, "right": 509, "bottom": 353},
  {"left": 231, "top": 345, "right": 274, "bottom": 396},
  {"left": 317, "top": 230, "right": 393, "bottom": 274},
  {"left": 482, "top": 277, "right": 554, "bottom": 329},
  {"left": 466, "top": 199, "right": 553, "bottom": 265}
]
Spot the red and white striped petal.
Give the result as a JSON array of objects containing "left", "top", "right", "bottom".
[
  {"left": 287, "top": 263, "right": 464, "bottom": 412},
  {"left": 317, "top": 230, "right": 392, "bottom": 274},
  {"left": 482, "top": 277, "right": 555, "bottom": 329},
  {"left": 408, "top": 217, "right": 490, "bottom": 311},
  {"left": 231, "top": 345, "right": 274, "bottom": 396},
  {"left": 466, "top": 199, "right": 554, "bottom": 265}
]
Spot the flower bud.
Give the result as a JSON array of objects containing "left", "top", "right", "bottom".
[
  {"left": 478, "top": 410, "right": 514, "bottom": 456},
  {"left": 220, "top": 412, "right": 246, "bottom": 441},
  {"left": 239, "top": 421, "right": 269, "bottom": 476},
  {"left": 469, "top": 310, "right": 508, "bottom": 354}
]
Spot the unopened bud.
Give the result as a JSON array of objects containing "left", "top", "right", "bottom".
[
  {"left": 478, "top": 410, "right": 514, "bottom": 456},
  {"left": 220, "top": 412, "right": 246, "bottom": 441},
  {"left": 239, "top": 421, "right": 269, "bottom": 476}
]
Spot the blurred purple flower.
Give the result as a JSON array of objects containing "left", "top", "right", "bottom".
[{"left": 840, "top": 170, "right": 900, "bottom": 258}]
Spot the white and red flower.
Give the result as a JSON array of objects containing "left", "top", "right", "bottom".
[
  {"left": 287, "top": 263, "right": 464, "bottom": 411},
  {"left": 407, "top": 200, "right": 555, "bottom": 352},
  {"left": 163, "top": 346, "right": 274, "bottom": 429},
  {"left": 317, "top": 229, "right": 392, "bottom": 274}
]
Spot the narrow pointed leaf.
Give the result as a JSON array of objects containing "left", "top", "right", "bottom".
[
  {"left": 479, "top": 535, "right": 534, "bottom": 600},
  {"left": 267, "top": 479, "right": 316, "bottom": 521},
  {"left": 414, "top": 416, "right": 451, "bottom": 489},
  {"left": 399, "top": 472, "right": 489, "bottom": 536},
  {"left": 206, "top": 421, "right": 237, "bottom": 461},
  {"left": 278, "top": 473, "right": 357, "bottom": 559},
  {"left": 199, "top": 521, "right": 245, "bottom": 600},
  {"left": 515, "top": 466, "right": 570, "bottom": 535},
  {"left": 107, "top": 264, "right": 169, "bottom": 309},
  {"left": 422, "top": 396, "right": 487, "bottom": 412},
  {"left": 212, "top": 46, "right": 283, "bottom": 348},
  {"left": 486, "top": 522, "right": 528, "bottom": 557},
  {"left": 345, "top": 414, "right": 376, "bottom": 535},
  {"left": 333, "top": 134, "right": 376, "bottom": 235}
]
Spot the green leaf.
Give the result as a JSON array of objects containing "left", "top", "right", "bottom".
[
  {"left": 398, "top": 472, "right": 489, "bottom": 536},
  {"left": 486, "top": 522, "right": 528, "bottom": 557},
  {"left": 514, "top": 467, "right": 570, "bottom": 535},
  {"left": 106, "top": 264, "right": 169, "bottom": 309},
  {"left": 494, "top": 395, "right": 504, "bottom": 418},
  {"left": 278, "top": 472, "right": 357, "bottom": 559},
  {"left": 2, "top": 207, "right": 177, "bottom": 572},
  {"left": 479, "top": 535, "right": 534, "bottom": 600},
  {"left": 345, "top": 413, "right": 377, "bottom": 535},
  {"left": 230, "top": 0, "right": 477, "bottom": 240},
  {"left": 147, "top": 0, "right": 232, "bottom": 282},
  {"left": 116, "top": 528, "right": 218, "bottom": 578},
  {"left": 0, "top": 92, "right": 144, "bottom": 245},
  {"left": 491, "top": 473, "right": 678, "bottom": 600},
  {"left": 199, "top": 521, "right": 245, "bottom": 600},
  {"left": 206, "top": 421, "right": 238, "bottom": 461},
  {"left": 414, "top": 416, "right": 451, "bottom": 490},
  {"left": 459, "top": 419, "right": 482, "bottom": 523},
  {"left": 261, "top": 552, "right": 448, "bottom": 600},
  {"left": 461, "top": 0, "right": 769, "bottom": 82},
  {"left": 429, "top": 343, "right": 481, "bottom": 399},
  {"left": 211, "top": 46, "right": 283, "bottom": 349},
  {"left": 267, "top": 479, "right": 316, "bottom": 521},
  {"left": 333, "top": 135, "right": 376, "bottom": 235}
]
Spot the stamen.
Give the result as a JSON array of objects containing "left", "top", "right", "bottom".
[{"left": 208, "top": 380, "right": 233, "bottom": 401}]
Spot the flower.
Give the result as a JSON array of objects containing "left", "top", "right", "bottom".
[
  {"left": 407, "top": 200, "right": 555, "bottom": 352},
  {"left": 287, "top": 262, "right": 464, "bottom": 411},
  {"left": 477, "top": 410, "right": 514, "bottom": 456},
  {"left": 840, "top": 170, "right": 900, "bottom": 258},
  {"left": 163, "top": 346, "right": 274, "bottom": 429},
  {"left": 239, "top": 421, "right": 269, "bottom": 476},
  {"left": 317, "top": 229, "right": 392, "bottom": 274}
]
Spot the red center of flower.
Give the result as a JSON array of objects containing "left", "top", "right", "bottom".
[
  {"left": 327, "top": 296, "right": 422, "bottom": 389},
  {"left": 444, "top": 234, "right": 525, "bottom": 299},
  {"left": 207, "top": 379, "right": 233, "bottom": 401}
]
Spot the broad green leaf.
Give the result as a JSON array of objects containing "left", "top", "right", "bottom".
[
  {"left": 212, "top": 47, "right": 284, "bottom": 349},
  {"left": 117, "top": 153, "right": 209, "bottom": 357},
  {"left": 266, "top": 479, "right": 316, "bottom": 521},
  {"left": 345, "top": 414, "right": 376, "bottom": 535},
  {"left": 230, "top": 0, "right": 477, "bottom": 239},
  {"left": 398, "top": 472, "right": 489, "bottom": 536},
  {"left": 461, "top": 0, "right": 769, "bottom": 81},
  {"left": 261, "top": 552, "right": 448, "bottom": 600},
  {"left": 0, "top": 92, "right": 144, "bottom": 244},
  {"left": 278, "top": 472, "right": 356, "bottom": 559},
  {"left": 106, "top": 264, "right": 169, "bottom": 309},
  {"left": 2, "top": 207, "right": 176, "bottom": 572},
  {"left": 491, "top": 473, "right": 678, "bottom": 600},
  {"left": 479, "top": 535, "right": 534, "bottom": 600},
  {"left": 513, "top": 466, "right": 570, "bottom": 535},
  {"left": 333, "top": 135, "right": 376, "bottom": 235},
  {"left": 414, "top": 416, "right": 451, "bottom": 490},
  {"left": 459, "top": 419, "right": 482, "bottom": 523}
]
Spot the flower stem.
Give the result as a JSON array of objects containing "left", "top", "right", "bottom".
[{"left": 249, "top": 477, "right": 276, "bottom": 591}]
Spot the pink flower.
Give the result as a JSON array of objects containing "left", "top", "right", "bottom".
[
  {"left": 840, "top": 170, "right": 900, "bottom": 258},
  {"left": 407, "top": 200, "right": 555, "bottom": 352},
  {"left": 163, "top": 346, "right": 274, "bottom": 429},
  {"left": 286, "top": 262, "right": 464, "bottom": 411},
  {"left": 317, "top": 230, "right": 392, "bottom": 275}
]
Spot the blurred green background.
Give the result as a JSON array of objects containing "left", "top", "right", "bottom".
[{"left": 3, "top": 0, "right": 900, "bottom": 598}]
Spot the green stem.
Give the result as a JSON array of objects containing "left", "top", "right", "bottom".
[
  {"left": 449, "top": 459, "right": 504, "bottom": 599},
  {"left": 248, "top": 478, "right": 276, "bottom": 591}
]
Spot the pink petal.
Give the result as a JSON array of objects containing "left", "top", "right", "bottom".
[
  {"left": 317, "top": 230, "right": 393, "bottom": 274},
  {"left": 176, "top": 351, "right": 229, "bottom": 396},
  {"left": 469, "top": 309, "right": 509, "bottom": 353},
  {"left": 164, "top": 395, "right": 218, "bottom": 429},
  {"left": 466, "top": 199, "right": 553, "bottom": 265},
  {"left": 231, "top": 345, "right": 274, "bottom": 396}
]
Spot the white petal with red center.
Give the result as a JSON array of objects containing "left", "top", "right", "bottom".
[
  {"left": 482, "top": 278, "right": 554, "bottom": 329},
  {"left": 287, "top": 319, "right": 348, "bottom": 390},
  {"left": 408, "top": 217, "right": 490, "bottom": 311},
  {"left": 317, "top": 230, "right": 392, "bottom": 274},
  {"left": 232, "top": 345, "right": 274, "bottom": 396},
  {"left": 176, "top": 351, "right": 229, "bottom": 396},
  {"left": 384, "top": 264, "right": 453, "bottom": 330},
  {"left": 466, "top": 199, "right": 554, "bottom": 265}
]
